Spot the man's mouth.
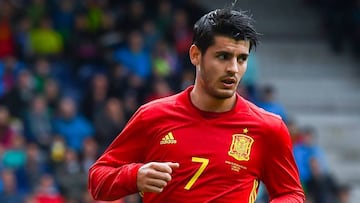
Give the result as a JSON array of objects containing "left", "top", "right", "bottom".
[{"left": 221, "top": 78, "right": 236, "bottom": 85}]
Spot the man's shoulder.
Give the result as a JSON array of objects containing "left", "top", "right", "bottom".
[
  {"left": 242, "top": 99, "right": 290, "bottom": 144},
  {"left": 140, "top": 91, "right": 184, "bottom": 114}
]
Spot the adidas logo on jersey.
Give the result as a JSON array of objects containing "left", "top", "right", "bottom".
[{"left": 160, "top": 132, "right": 177, "bottom": 145}]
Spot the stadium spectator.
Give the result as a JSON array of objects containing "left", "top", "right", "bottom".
[
  {"left": 122, "top": 91, "right": 140, "bottom": 121},
  {"left": 43, "top": 78, "right": 61, "bottom": 115},
  {"left": 108, "top": 62, "right": 130, "bottom": 99},
  {"left": 82, "top": 73, "right": 110, "bottom": 122},
  {"left": 23, "top": 95, "right": 52, "bottom": 150},
  {"left": 0, "top": 106, "right": 15, "bottom": 149},
  {"left": 94, "top": 98, "right": 126, "bottom": 152},
  {"left": 70, "top": 12, "right": 99, "bottom": 68},
  {"left": 2, "top": 134, "right": 30, "bottom": 192},
  {"left": 293, "top": 126, "right": 329, "bottom": 189},
  {"left": 179, "top": 69, "right": 195, "bottom": 91},
  {"left": 337, "top": 184, "right": 351, "bottom": 203},
  {"left": 0, "top": 0, "right": 15, "bottom": 59},
  {"left": 0, "top": 169, "right": 26, "bottom": 203},
  {"left": 52, "top": 0, "right": 76, "bottom": 50},
  {"left": 97, "top": 11, "right": 123, "bottom": 61},
  {"left": 286, "top": 118, "right": 303, "bottom": 145},
  {"left": 255, "top": 84, "right": 288, "bottom": 123},
  {"left": 306, "top": 157, "right": 338, "bottom": 203},
  {"left": 32, "top": 57, "right": 52, "bottom": 93},
  {"left": 155, "top": 0, "right": 173, "bottom": 36},
  {"left": 29, "top": 17, "right": 63, "bottom": 56},
  {"left": 49, "top": 136, "right": 66, "bottom": 164},
  {"left": 22, "top": 143, "right": 49, "bottom": 193},
  {"left": 0, "top": 69, "right": 35, "bottom": 119},
  {"left": 144, "top": 78, "right": 174, "bottom": 102},
  {"left": 53, "top": 97, "right": 94, "bottom": 152},
  {"left": 142, "top": 19, "right": 161, "bottom": 52},
  {"left": 0, "top": 56, "right": 25, "bottom": 97},
  {"left": 14, "top": 16, "right": 32, "bottom": 60},
  {"left": 113, "top": 30, "right": 152, "bottom": 80},
  {"left": 32, "top": 174, "right": 65, "bottom": 203},
  {"left": 2, "top": 134, "right": 26, "bottom": 170},
  {"left": 54, "top": 148, "right": 87, "bottom": 202},
  {"left": 126, "top": 73, "right": 147, "bottom": 105},
  {"left": 81, "top": 137, "right": 99, "bottom": 172},
  {"left": 151, "top": 39, "right": 179, "bottom": 79},
  {"left": 166, "top": 9, "right": 193, "bottom": 66}
]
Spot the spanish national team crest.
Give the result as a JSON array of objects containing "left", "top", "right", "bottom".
[{"left": 228, "top": 134, "right": 254, "bottom": 161}]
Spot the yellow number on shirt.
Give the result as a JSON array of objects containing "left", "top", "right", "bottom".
[{"left": 184, "top": 157, "right": 209, "bottom": 190}]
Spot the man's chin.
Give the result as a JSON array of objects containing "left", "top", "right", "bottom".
[{"left": 212, "top": 89, "right": 236, "bottom": 99}]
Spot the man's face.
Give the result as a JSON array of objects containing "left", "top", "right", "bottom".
[{"left": 192, "top": 36, "right": 250, "bottom": 99}]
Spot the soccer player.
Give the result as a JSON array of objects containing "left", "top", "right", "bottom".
[{"left": 88, "top": 8, "right": 305, "bottom": 203}]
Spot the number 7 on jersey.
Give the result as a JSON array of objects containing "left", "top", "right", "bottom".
[{"left": 184, "top": 157, "right": 209, "bottom": 190}]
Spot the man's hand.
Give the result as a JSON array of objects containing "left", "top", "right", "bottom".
[{"left": 137, "top": 162, "right": 179, "bottom": 193}]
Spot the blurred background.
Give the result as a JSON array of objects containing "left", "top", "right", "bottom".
[{"left": 0, "top": 0, "right": 359, "bottom": 203}]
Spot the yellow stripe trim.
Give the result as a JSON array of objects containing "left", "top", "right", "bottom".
[{"left": 248, "top": 179, "right": 258, "bottom": 203}]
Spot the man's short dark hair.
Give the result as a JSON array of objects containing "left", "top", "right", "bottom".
[{"left": 193, "top": 8, "right": 260, "bottom": 53}]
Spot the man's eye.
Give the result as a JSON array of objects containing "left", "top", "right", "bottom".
[
  {"left": 238, "top": 55, "right": 248, "bottom": 62},
  {"left": 217, "top": 54, "right": 228, "bottom": 60}
]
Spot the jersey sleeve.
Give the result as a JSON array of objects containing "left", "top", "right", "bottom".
[
  {"left": 88, "top": 107, "right": 149, "bottom": 201},
  {"left": 261, "top": 120, "right": 305, "bottom": 203}
]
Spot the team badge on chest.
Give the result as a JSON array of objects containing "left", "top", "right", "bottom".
[{"left": 228, "top": 134, "right": 254, "bottom": 161}]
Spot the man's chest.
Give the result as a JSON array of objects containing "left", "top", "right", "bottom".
[{"left": 144, "top": 120, "right": 265, "bottom": 182}]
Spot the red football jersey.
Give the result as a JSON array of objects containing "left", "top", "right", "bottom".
[{"left": 89, "top": 86, "right": 305, "bottom": 203}]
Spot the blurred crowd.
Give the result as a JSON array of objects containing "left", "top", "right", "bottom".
[
  {"left": 0, "top": 0, "right": 353, "bottom": 203},
  {"left": 303, "top": 0, "right": 360, "bottom": 56},
  {"left": 256, "top": 122, "right": 352, "bottom": 203},
  {"left": 3, "top": 0, "right": 204, "bottom": 202}
]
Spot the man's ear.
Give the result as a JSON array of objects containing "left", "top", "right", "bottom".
[{"left": 189, "top": 44, "right": 201, "bottom": 66}]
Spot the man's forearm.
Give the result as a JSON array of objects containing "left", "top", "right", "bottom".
[{"left": 88, "top": 163, "right": 143, "bottom": 201}]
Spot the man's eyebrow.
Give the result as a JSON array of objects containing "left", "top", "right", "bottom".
[
  {"left": 238, "top": 53, "right": 249, "bottom": 57},
  {"left": 214, "top": 51, "right": 249, "bottom": 57},
  {"left": 214, "top": 50, "right": 232, "bottom": 55}
]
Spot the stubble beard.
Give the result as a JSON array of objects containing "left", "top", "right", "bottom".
[
  {"left": 200, "top": 75, "right": 237, "bottom": 100},
  {"left": 198, "top": 60, "right": 237, "bottom": 100},
  {"left": 204, "top": 82, "right": 237, "bottom": 100}
]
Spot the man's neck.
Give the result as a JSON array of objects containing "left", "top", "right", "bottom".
[{"left": 190, "top": 86, "right": 236, "bottom": 113}]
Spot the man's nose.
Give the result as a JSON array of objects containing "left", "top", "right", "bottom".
[{"left": 226, "top": 58, "right": 238, "bottom": 74}]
